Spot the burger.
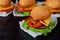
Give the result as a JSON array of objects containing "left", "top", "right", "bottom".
[
  {"left": 0, "top": 0, "right": 14, "bottom": 13},
  {"left": 23, "top": 6, "right": 57, "bottom": 36},
  {"left": 16, "top": 0, "right": 37, "bottom": 16},
  {"left": 46, "top": 0, "right": 60, "bottom": 13}
]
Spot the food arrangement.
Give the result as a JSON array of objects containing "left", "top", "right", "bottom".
[
  {"left": 0, "top": 0, "right": 59, "bottom": 38},
  {"left": 14, "top": 0, "right": 37, "bottom": 16},
  {"left": 18, "top": 0, "right": 59, "bottom": 37},
  {"left": 20, "top": 6, "right": 57, "bottom": 37},
  {"left": 13, "top": 0, "right": 60, "bottom": 17}
]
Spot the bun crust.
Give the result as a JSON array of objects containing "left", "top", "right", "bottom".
[
  {"left": 31, "top": 6, "right": 51, "bottom": 20},
  {"left": 19, "top": 0, "right": 36, "bottom": 7},
  {"left": 0, "top": 0, "right": 11, "bottom": 7},
  {"left": 46, "top": 0, "right": 60, "bottom": 8}
]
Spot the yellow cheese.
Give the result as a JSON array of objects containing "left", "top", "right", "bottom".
[
  {"left": 40, "top": 16, "right": 51, "bottom": 26},
  {"left": 50, "top": 9, "right": 60, "bottom": 12},
  {"left": 0, "top": 5, "right": 14, "bottom": 10}
]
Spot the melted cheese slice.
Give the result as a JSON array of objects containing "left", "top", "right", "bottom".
[
  {"left": 40, "top": 16, "right": 51, "bottom": 26},
  {"left": 46, "top": 6, "right": 60, "bottom": 12},
  {"left": 0, "top": 5, "right": 14, "bottom": 10},
  {"left": 50, "top": 9, "right": 60, "bottom": 12}
]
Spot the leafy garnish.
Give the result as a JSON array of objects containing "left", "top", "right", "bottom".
[
  {"left": 23, "top": 12, "right": 30, "bottom": 16},
  {"left": 16, "top": 11, "right": 30, "bottom": 16},
  {"left": 23, "top": 21, "right": 57, "bottom": 36},
  {"left": 23, "top": 21, "right": 29, "bottom": 29},
  {"left": 42, "top": 4, "right": 45, "bottom": 6}
]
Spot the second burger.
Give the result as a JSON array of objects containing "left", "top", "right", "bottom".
[{"left": 16, "top": 0, "right": 37, "bottom": 16}]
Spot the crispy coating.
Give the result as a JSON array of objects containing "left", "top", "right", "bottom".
[
  {"left": 19, "top": 0, "right": 36, "bottom": 7},
  {"left": 0, "top": 0, "right": 11, "bottom": 7},
  {"left": 46, "top": 0, "right": 60, "bottom": 8},
  {"left": 31, "top": 6, "right": 51, "bottom": 20}
]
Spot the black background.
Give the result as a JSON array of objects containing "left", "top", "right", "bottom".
[{"left": 0, "top": 0, "right": 59, "bottom": 40}]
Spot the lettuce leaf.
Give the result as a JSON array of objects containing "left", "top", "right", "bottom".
[
  {"left": 23, "top": 21, "right": 57, "bottom": 36},
  {"left": 16, "top": 11, "right": 30, "bottom": 16},
  {"left": 23, "top": 12, "right": 30, "bottom": 16},
  {"left": 23, "top": 21, "right": 29, "bottom": 29},
  {"left": 42, "top": 4, "right": 45, "bottom": 6},
  {"left": 16, "top": 11, "right": 22, "bottom": 14}
]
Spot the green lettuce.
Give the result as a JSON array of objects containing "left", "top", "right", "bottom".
[
  {"left": 23, "top": 21, "right": 29, "bottom": 29},
  {"left": 42, "top": 4, "right": 45, "bottom": 6},
  {"left": 16, "top": 11, "right": 30, "bottom": 16},
  {"left": 23, "top": 21, "right": 57, "bottom": 36}
]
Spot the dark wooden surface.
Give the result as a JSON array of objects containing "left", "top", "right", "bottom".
[
  {"left": 0, "top": 14, "right": 19, "bottom": 40},
  {"left": 0, "top": 13, "right": 60, "bottom": 40},
  {"left": 18, "top": 17, "right": 60, "bottom": 40}
]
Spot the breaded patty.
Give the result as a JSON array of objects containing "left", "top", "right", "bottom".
[
  {"left": 19, "top": 0, "right": 36, "bottom": 7},
  {"left": 46, "top": 0, "right": 60, "bottom": 8},
  {"left": 0, "top": 0, "right": 11, "bottom": 7},
  {"left": 31, "top": 6, "right": 51, "bottom": 20}
]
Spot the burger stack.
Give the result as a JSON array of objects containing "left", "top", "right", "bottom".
[
  {"left": 0, "top": 0, "right": 14, "bottom": 16},
  {"left": 19, "top": 0, "right": 57, "bottom": 37},
  {"left": 0, "top": 0, "right": 58, "bottom": 37},
  {"left": 46, "top": 0, "right": 60, "bottom": 13}
]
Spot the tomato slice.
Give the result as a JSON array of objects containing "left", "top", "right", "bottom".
[
  {"left": 28, "top": 20, "right": 45, "bottom": 29},
  {"left": 24, "top": 16, "right": 45, "bottom": 29},
  {"left": 25, "top": 16, "right": 32, "bottom": 21}
]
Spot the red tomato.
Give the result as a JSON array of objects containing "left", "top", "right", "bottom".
[
  {"left": 25, "top": 16, "right": 32, "bottom": 21},
  {"left": 28, "top": 20, "right": 45, "bottom": 29},
  {"left": 24, "top": 17, "right": 45, "bottom": 29}
]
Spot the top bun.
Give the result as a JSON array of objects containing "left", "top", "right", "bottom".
[
  {"left": 19, "top": 0, "right": 36, "bottom": 7},
  {"left": 46, "top": 0, "right": 60, "bottom": 8},
  {"left": 0, "top": 0, "right": 11, "bottom": 7},
  {"left": 31, "top": 6, "right": 51, "bottom": 20}
]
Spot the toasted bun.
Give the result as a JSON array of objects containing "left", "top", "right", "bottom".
[
  {"left": 31, "top": 6, "right": 51, "bottom": 20},
  {"left": 46, "top": 0, "right": 60, "bottom": 8},
  {"left": 0, "top": 0, "right": 11, "bottom": 7},
  {"left": 0, "top": 4, "right": 14, "bottom": 12},
  {"left": 19, "top": 0, "right": 36, "bottom": 7}
]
